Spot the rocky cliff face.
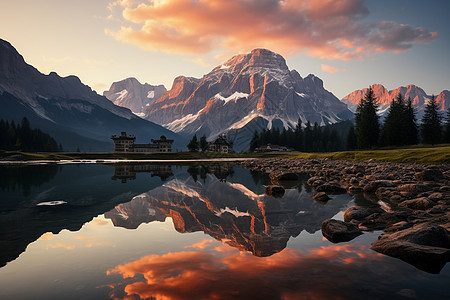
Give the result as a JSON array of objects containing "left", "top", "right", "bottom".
[
  {"left": 341, "top": 84, "right": 449, "bottom": 114},
  {"left": 103, "top": 77, "right": 166, "bottom": 116},
  {"left": 145, "top": 49, "right": 352, "bottom": 151}
]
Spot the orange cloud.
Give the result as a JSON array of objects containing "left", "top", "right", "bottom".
[
  {"left": 107, "top": 244, "right": 414, "bottom": 300},
  {"left": 106, "top": 0, "right": 437, "bottom": 60},
  {"left": 321, "top": 64, "right": 347, "bottom": 73}
]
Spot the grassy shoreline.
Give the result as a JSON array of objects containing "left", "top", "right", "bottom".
[{"left": 1, "top": 145, "right": 450, "bottom": 164}]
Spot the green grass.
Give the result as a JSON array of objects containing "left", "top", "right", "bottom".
[{"left": 1, "top": 145, "right": 450, "bottom": 164}]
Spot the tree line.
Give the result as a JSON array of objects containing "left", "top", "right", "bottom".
[
  {"left": 249, "top": 86, "right": 450, "bottom": 152},
  {"left": 249, "top": 120, "right": 349, "bottom": 152},
  {"left": 355, "top": 86, "right": 450, "bottom": 148},
  {"left": 0, "top": 117, "right": 61, "bottom": 152}
]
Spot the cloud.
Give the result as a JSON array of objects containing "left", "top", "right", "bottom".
[
  {"left": 106, "top": 0, "right": 437, "bottom": 60},
  {"left": 106, "top": 244, "right": 417, "bottom": 300},
  {"left": 321, "top": 64, "right": 347, "bottom": 73}
]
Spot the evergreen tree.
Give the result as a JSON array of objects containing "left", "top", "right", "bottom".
[
  {"left": 381, "top": 93, "right": 405, "bottom": 146},
  {"left": 404, "top": 97, "right": 418, "bottom": 145},
  {"left": 445, "top": 107, "right": 450, "bottom": 143},
  {"left": 303, "top": 121, "right": 313, "bottom": 152},
  {"left": 346, "top": 125, "right": 357, "bottom": 150},
  {"left": 199, "top": 135, "right": 208, "bottom": 152},
  {"left": 355, "top": 86, "right": 379, "bottom": 149},
  {"left": 421, "top": 95, "right": 442, "bottom": 145},
  {"left": 294, "top": 118, "right": 303, "bottom": 151},
  {"left": 249, "top": 130, "right": 259, "bottom": 152},
  {"left": 187, "top": 134, "right": 199, "bottom": 152}
]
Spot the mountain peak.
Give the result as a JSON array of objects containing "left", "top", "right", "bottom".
[{"left": 219, "top": 48, "right": 288, "bottom": 72}]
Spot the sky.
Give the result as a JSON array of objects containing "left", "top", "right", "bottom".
[{"left": 0, "top": 0, "right": 449, "bottom": 98}]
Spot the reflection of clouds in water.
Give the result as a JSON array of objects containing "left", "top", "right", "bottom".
[
  {"left": 107, "top": 244, "right": 415, "bottom": 300},
  {"left": 91, "top": 218, "right": 110, "bottom": 227},
  {"left": 184, "top": 239, "right": 214, "bottom": 250},
  {"left": 38, "top": 232, "right": 54, "bottom": 241}
]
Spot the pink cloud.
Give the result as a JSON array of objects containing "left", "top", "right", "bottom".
[
  {"left": 321, "top": 64, "right": 347, "bottom": 73},
  {"left": 106, "top": 0, "right": 437, "bottom": 60}
]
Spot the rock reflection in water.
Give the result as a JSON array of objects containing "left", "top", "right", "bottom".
[{"left": 105, "top": 169, "right": 351, "bottom": 256}]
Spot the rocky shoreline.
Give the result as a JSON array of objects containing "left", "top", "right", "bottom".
[{"left": 240, "top": 158, "right": 450, "bottom": 273}]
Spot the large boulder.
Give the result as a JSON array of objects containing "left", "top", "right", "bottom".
[
  {"left": 371, "top": 223, "right": 450, "bottom": 273},
  {"left": 363, "top": 180, "right": 396, "bottom": 193},
  {"left": 415, "top": 169, "right": 444, "bottom": 181},
  {"left": 316, "top": 183, "right": 346, "bottom": 194},
  {"left": 343, "top": 206, "right": 385, "bottom": 222},
  {"left": 321, "top": 219, "right": 363, "bottom": 243},
  {"left": 398, "top": 197, "right": 435, "bottom": 210}
]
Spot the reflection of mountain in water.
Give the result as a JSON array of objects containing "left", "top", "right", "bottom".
[
  {"left": 0, "top": 164, "right": 169, "bottom": 268},
  {"left": 106, "top": 173, "right": 351, "bottom": 256},
  {"left": 104, "top": 196, "right": 166, "bottom": 229}
]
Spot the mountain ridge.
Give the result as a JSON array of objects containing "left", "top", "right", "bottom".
[
  {"left": 341, "top": 84, "right": 450, "bottom": 114},
  {"left": 0, "top": 38, "right": 183, "bottom": 151}
]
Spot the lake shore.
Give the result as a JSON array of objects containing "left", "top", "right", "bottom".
[{"left": 239, "top": 157, "right": 450, "bottom": 273}]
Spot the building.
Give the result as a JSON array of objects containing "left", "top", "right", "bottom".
[
  {"left": 208, "top": 134, "right": 233, "bottom": 153},
  {"left": 255, "top": 144, "right": 288, "bottom": 152},
  {"left": 111, "top": 132, "right": 174, "bottom": 153}
]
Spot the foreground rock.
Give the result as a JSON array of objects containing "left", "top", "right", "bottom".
[
  {"left": 371, "top": 223, "right": 450, "bottom": 274},
  {"left": 321, "top": 219, "right": 363, "bottom": 243},
  {"left": 240, "top": 157, "right": 450, "bottom": 273}
]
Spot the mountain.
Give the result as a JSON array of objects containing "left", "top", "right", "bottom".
[
  {"left": 144, "top": 49, "right": 353, "bottom": 152},
  {"left": 103, "top": 77, "right": 166, "bottom": 116},
  {"left": 341, "top": 84, "right": 450, "bottom": 116},
  {"left": 0, "top": 38, "right": 183, "bottom": 151}
]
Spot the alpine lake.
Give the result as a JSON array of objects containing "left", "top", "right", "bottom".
[{"left": 0, "top": 162, "right": 449, "bottom": 300}]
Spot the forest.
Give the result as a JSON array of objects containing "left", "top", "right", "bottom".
[{"left": 0, "top": 117, "right": 61, "bottom": 152}]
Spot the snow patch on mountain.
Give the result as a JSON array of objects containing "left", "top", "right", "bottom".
[
  {"left": 214, "top": 92, "right": 249, "bottom": 105},
  {"left": 147, "top": 91, "right": 154, "bottom": 98}
]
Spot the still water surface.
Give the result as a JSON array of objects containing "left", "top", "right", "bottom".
[{"left": 0, "top": 163, "right": 449, "bottom": 299}]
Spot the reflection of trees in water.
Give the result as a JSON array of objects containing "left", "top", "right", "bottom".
[
  {"left": 0, "top": 165, "right": 60, "bottom": 196},
  {"left": 188, "top": 164, "right": 235, "bottom": 182}
]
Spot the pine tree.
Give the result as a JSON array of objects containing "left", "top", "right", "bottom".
[
  {"left": 249, "top": 130, "right": 259, "bottom": 152},
  {"left": 404, "top": 97, "right": 418, "bottom": 145},
  {"left": 421, "top": 95, "right": 442, "bottom": 145},
  {"left": 187, "top": 134, "right": 199, "bottom": 152},
  {"left": 346, "top": 125, "right": 357, "bottom": 150},
  {"left": 355, "top": 86, "right": 380, "bottom": 149},
  {"left": 199, "top": 135, "right": 208, "bottom": 152},
  {"left": 381, "top": 93, "right": 405, "bottom": 146},
  {"left": 445, "top": 107, "right": 450, "bottom": 143}
]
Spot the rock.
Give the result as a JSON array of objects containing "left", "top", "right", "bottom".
[
  {"left": 265, "top": 185, "right": 285, "bottom": 198},
  {"left": 277, "top": 172, "right": 298, "bottom": 181},
  {"left": 357, "top": 211, "right": 407, "bottom": 231},
  {"left": 316, "top": 183, "right": 346, "bottom": 193},
  {"left": 344, "top": 165, "right": 365, "bottom": 174},
  {"left": 321, "top": 219, "right": 363, "bottom": 243},
  {"left": 364, "top": 180, "right": 396, "bottom": 193},
  {"left": 397, "top": 183, "right": 430, "bottom": 194},
  {"left": 384, "top": 221, "right": 411, "bottom": 233},
  {"left": 415, "top": 169, "right": 444, "bottom": 181},
  {"left": 344, "top": 206, "right": 385, "bottom": 223},
  {"left": 371, "top": 223, "right": 450, "bottom": 273},
  {"left": 428, "top": 192, "right": 443, "bottom": 201},
  {"left": 348, "top": 186, "right": 363, "bottom": 194},
  {"left": 399, "top": 197, "right": 435, "bottom": 210},
  {"left": 312, "top": 192, "right": 330, "bottom": 202}
]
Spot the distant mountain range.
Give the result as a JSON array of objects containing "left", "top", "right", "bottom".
[
  {"left": 140, "top": 49, "right": 353, "bottom": 151},
  {"left": 103, "top": 77, "right": 166, "bottom": 117},
  {"left": 341, "top": 84, "right": 450, "bottom": 117},
  {"left": 0, "top": 38, "right": 183, "bottom": 151}
]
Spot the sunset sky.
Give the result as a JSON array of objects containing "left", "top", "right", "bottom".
[{"left": 1, "top": 0, "right": 448, "bottom": 98}]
